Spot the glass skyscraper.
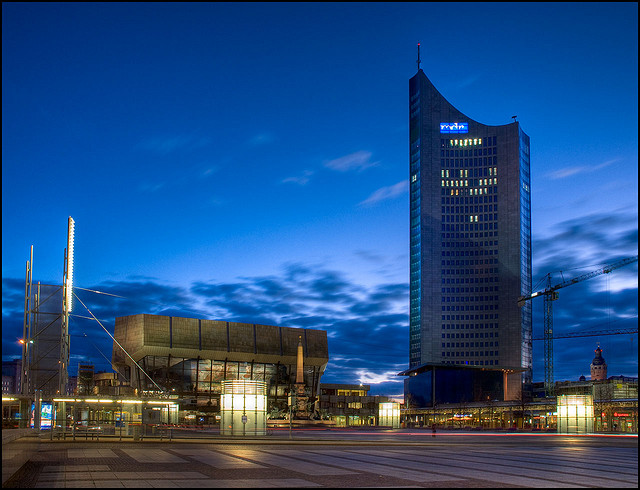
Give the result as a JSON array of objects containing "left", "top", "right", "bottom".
[{"left": 409, "top": 67, "right": 532, "bottom": 397}]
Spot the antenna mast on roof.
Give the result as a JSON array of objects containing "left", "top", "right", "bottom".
[{"left": 417, "top": 43, "right": 421, "bottom": 71}]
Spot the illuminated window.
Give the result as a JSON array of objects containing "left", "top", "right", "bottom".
[{"left": 338, "top": 390, "right": 366, "bottom": 396}]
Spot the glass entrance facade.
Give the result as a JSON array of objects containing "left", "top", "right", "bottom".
[{"left": 133, "top": 355, "right": 322, "bottom": 415}]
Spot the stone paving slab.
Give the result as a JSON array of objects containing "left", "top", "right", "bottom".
[
  {"left": 42, "top": 465, "right": 111, "bottom": 472},
  {"left": 67, "top": 449, "right": 118, "bottom": 459},
  {"left": 4, "top": 438, "right": 637, "bottom": 488},
  {"left": 170, "top": 448, "right": 266, "bottom": 468},
  {"left": 120, "top": 449, "right": 189, "bottom": 463},
  {"left": 406, "top": 447, "right": 640, "bottom": 482},
  {"left": 217, "top": 449, "right": 359, "bottom": 476}
]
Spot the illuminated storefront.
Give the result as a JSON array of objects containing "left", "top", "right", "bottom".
[{"left": 402, "top": 394, "right": 637, "bottom": 433}]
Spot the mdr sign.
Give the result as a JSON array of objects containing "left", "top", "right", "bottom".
[{"left": 440, "top": 122, "right": 468, "bottom": 133}]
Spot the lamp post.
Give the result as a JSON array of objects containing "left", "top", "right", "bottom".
[
  {"left": 18, "top": 338, "right": 33, "bottom": 428},
  {"left": 288, "top": 387, "right": 295, "bottom": 440}
]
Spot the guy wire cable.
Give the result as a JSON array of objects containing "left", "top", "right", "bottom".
[{"left": 73, "top": 291, "right": 164, "bottom": 392}]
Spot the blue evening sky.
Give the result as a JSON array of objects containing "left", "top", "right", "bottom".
[{"left": 2, "top": 2, "right": 637, "bottom": 397}]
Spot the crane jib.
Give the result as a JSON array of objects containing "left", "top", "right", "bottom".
[{"left": 518, "top": 255, "right": 638, "bottom": 305}]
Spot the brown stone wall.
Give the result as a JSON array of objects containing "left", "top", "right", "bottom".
[
  {"left": 144, "top": 315, "right": 170, "bottom": 347},
  {"left": 114, "top": 314, "right": 328, "bottom": 367},
  {"left": 113, "top": 314, "right": 145, "bottom": 362},
  {"left": 228, "top": 322, "right": 254, "bottom": 353},
  {"left": 255, "top": 324, "right": 281, "bottom": 356},
  {"left": 201, "top": 320, "right": 228, "bottom": 352},
  {"left": 171, "top": 317, "right": 199, "bottom": 349}
]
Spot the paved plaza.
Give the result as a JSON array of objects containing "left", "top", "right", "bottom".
[{"left": 3, "top": 433, "right": 638, "bottom": 488}]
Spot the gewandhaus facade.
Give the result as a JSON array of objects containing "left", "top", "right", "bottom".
[{"left": 112, "top": 314, "right": 329, "bottom": 417}]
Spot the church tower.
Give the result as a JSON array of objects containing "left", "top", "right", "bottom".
[{"left": 590, "top": 345, "right": 607, "bottom": 381}]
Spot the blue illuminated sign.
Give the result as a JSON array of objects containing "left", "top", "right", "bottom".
[{"left": 440, "top": 122, "right": 468, "bottom": 134}]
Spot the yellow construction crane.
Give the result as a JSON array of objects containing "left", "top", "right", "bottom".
[{"left": 518, "top": 255, "right": 638, "bottom": 397}]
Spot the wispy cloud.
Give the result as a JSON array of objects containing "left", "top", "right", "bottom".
[
  {"left": 139, "top": 164, "right": 218, "bottom": 193},
  {"left": 354, "top": 249, "right": 385, "bottom": 263},
  {"left": 248, "top": 132, "right": 275, "bottom": 146},
  {"left": 281, "top": 170, "right": 314, "bottom": 186},
  {"left": 139, "top": 182, "right": 166, "bottom": 193},
  {"left": 547, "top": 158, "right": 620, "bottom": 180},
  {"left": 359, "top": 180, "right": 408, "bottom": 206},
  {"left": 533, "top": 209, "right": 638, "bottom": 273},
  {"left": 201, "top": 167, "right": 218, "bottom": 178},
  {"left": 137, "top": 135, "right": 211, "bottom": 154},
  {"left": 355, "top": 368, "right": 405, "bottom": 385},
  {"left": 455, "top": 73, "right": 481, "bottom": 89},
  {"left": 324, "top": 151, "right": 378, "bottom": 172}
]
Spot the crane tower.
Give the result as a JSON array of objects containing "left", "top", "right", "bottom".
[{"left": 518, "top": 255, "right": 638, "bottom": 397}]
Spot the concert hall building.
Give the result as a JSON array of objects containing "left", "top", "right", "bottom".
[{"left": 112, "top": 314, "right": 329, "bottom": 414}]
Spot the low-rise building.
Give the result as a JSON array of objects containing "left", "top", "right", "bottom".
[{"left": 318, "top": 383, "right": 392, "bottom": 426}]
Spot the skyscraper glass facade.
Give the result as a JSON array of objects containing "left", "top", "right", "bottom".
[{"left": 409, "top": 68, "right": 532, "bottom": 390}]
